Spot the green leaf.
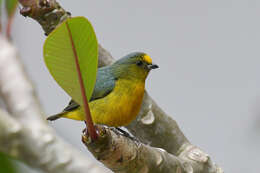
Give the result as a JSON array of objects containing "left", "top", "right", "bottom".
[
  {"left": 0, "top": 152, "right": 17, "bottom": 173},
  {"left": 43, "top": 17, "right": 98, "bottom": 105},
  {"left": 5, "top": 0, "right": 18, "bottom": 17}
]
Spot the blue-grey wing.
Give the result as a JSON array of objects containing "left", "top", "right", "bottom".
[{"left": 90, "top": 66, "right": 116, "bottom": 101}]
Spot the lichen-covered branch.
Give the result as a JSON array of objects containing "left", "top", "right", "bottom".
[
  {"left": 0, "top": 36, "right": 110, "bottom": 173},
  {"left": 16, "top": 0, "right": 224, "bottom": 173}
]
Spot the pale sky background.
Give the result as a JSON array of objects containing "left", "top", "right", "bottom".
[{"left": 9, "top": 0, "right": 260, "bottom": 172}]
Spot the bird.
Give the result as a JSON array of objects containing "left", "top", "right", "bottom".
[{"left": 47, "top": 52, "right": 158, "bottom": 127}]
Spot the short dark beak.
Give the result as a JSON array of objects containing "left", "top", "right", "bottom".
[{"left": 148, "top": 64, "right": 159, "bottom": 70}]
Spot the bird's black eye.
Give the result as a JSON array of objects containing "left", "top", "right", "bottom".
[{"left": 136, "top": 60, "right": 143, "bottom": 66}]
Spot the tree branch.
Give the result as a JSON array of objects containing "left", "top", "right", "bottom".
[
  {"left": 82, "top": 126, "right": 187, "bottom": 173},
  {"left": 0, "top": 36, "right": 110, "bottom": 173}
]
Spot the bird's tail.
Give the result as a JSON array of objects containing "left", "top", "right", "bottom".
[{"left": 47, "top": 112, "right": 66, "bottom": 121}]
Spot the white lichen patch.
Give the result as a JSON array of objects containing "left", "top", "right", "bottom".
[{"left": 141, "top": 110, "right": 155, "bottom": 125}]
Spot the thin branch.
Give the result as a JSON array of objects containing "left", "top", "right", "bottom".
[
  {"left": 19, "top": 0, "right": 70, "bottom": 36},
  {"left": 0, "top": 36, "right": 111, "bottom": 173}
]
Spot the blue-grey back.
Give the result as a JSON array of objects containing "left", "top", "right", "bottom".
[{"left": 90, "top": 65, "right": 116, "bottom": 101}]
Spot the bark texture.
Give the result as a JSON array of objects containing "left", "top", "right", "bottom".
[{"left": 83, "top": 126, "right": 186, "bottom": 173}]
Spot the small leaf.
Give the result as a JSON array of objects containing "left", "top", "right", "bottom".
[
  {"left": 43, "top": 16, "right": 98, "bottom": 106},
  {"left": 5, "top": 0, "right": 18, "bottom": 17}
]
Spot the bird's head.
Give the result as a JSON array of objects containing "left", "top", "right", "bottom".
[{"left": 112, "top": 52, "right": 159, "bottom": 80}]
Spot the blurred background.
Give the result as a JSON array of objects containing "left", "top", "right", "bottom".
[{"left": 2, "top": 0, "right": 260, "bottom": 172}]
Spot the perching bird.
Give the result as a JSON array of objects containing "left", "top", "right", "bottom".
[{"left": 47, "top": 52, "right": 158, "bottom": 127}]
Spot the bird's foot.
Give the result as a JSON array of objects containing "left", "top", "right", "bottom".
[{"left": 82, "top": 124, "right": 107, "bottom": 144}]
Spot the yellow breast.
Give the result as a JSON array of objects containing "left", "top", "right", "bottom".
[{"left": 90, "top": 79, "right": 145, "bottom": 127}]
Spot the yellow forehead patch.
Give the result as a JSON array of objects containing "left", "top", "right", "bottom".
[{"left": 143, "top": 55, "right": 152, "bottom": 64}]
